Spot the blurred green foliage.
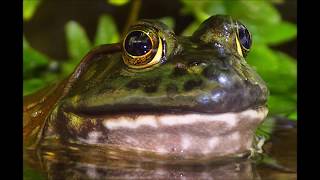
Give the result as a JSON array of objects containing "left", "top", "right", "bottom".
[
  {"left": 108, "top": 0, "right": 129, "bottom": 6},
  {"left": 23, "top": 15, "right": 119, "bottom": 96},
  {"left": 23, "top": 0, "right": 42, "bottom": 21},
  {"left": 23, "top": 163, "right": 46, "bottom": 180},
  {"left": 23, "top": 0, "right": 296, "bottom": 120}
]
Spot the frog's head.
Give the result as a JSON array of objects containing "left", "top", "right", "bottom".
[{"left": 44, "top": 15, "right": 269, "bottom": 159}]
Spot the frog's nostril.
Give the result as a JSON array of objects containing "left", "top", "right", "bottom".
[
  {"left": 188, "top": 61, "right": 207, "bottom": 67},
  {"left": 172, "top": 64, "right": 188, "bottom": 77}
]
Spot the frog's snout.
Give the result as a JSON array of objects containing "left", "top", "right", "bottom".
[{"left": 168, "top": 47, "right": 268, "bottom": 112}]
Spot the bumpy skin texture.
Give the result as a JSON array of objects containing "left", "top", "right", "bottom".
[
  {"left": 24, "top": 15, "right": 269, "bottom": 159},
  {"left": 61, "top": 16, "right": 268, "bottom": 115}
]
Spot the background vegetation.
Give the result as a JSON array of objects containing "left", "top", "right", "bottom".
[{"left": 23, "top": 0, "right": 296, "bottom": 120}]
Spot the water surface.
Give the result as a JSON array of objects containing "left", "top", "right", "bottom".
[{"left": 23, "top": 117, "right": 296, "bottom": 180}]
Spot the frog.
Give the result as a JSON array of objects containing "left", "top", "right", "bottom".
[{"left": 23, "top": 15, "right": 269, "bottom": 161}]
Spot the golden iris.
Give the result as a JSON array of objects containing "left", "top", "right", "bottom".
[{"left": 122, "top": 27, "right": 163, "bottom": 69}]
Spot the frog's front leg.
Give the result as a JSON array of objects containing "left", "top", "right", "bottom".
[{"left": 248, "top": 135, "right": 266, "bottom": 159}]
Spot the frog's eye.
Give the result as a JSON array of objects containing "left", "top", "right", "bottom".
[
  {"left": 235, "top": 22, "right": 252, "bottom": 57},
  {"left": 122, "top": 29, "right": 163, "bottom": 69}
]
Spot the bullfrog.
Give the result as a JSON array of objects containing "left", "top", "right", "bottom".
[{"left": 23, "top": 15, "right": 269, "bottom": 161}]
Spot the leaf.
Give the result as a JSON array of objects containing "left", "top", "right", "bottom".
[
  {"left": 252, "top": 21, "right": 297, "bottom": 45},
  {"left": 65, "top": 21, "right": 91, "bottom": 61},
  {"left": 224, "top": 0, "right": 281, "bottom": 25},
  {"left": 202, "top": 0, "right": 226, "bottom": 16},
  {"left": 180, "top": 0, "right": 204, "bottom": 15},
  {"left": 256, "top": 117, "right": 276, "bottom": 139},
  {"left": 23, "top": 37, "right": 50, "bottom": 78},
  {"left": 273, "top": 51, "right": 297, "bottom": 86},
  {"left": 23, "top": 75, "right": 57, "bottom": 96},
  {"left": 180, "top": 0, "right": 212, "bottom": 21},
  {"left": 23, "top": 78, "right": 45, "bottom": 95},
  {"left": 181, "top": 21, "right": 200, "bottom": 36},
  {"left": 267, "top": 95, "right": 296, "bottom": 116},
  {"left": 181, "top": 0, "right": 280, "bottom": 25},
  {"left": 108, "top": 0, "right": 129, "bottom": 6},
  {"left": 23, "top": 0, "right": 42, "bottom": 21},
  {"left": 288, "top": 111, "right": 297, "bottom": 121},
  {"left": 270, "top": 0, "right": 285, "bottom": 4},
  {"left": 23, "top": 36, "right": 61, "bottom": 94},
  {"left": 23, "top": 36, "right": 29, "bottom": 49},
  {"left": 268, "top": 52, "right": 296, "bottom": 94},
  {"left": 94, "top": 15, "right": 119, "bottom": 46},
  {"left": 158, "top": 17, "right": 175, "bottom": 30},
  {"left": 247, "top": 45, "right": 296, "bottom": 94},
  {"left": 247, "top": 44, "right": 280, "bottom": 74},
  {"left": 61, "top": 61, "right": 79, "bottom": 77}
]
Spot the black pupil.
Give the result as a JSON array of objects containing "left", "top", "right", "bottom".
[
  {"left": 238, "top": 24, "right": 251, "bottom": 49},
  {"left": 124, "top": 31, "right": 152, "bottom": 56}
]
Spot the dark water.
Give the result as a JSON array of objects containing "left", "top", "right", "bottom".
[{"left": 23, "top": 117, "right": 296, "bottom": 180}]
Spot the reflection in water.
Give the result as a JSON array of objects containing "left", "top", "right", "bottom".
[
  {"left": 44, "top": 158, "right": 257, "bottom": 179},
  {"left": 256, "top": 117, "right": 297, "bottom": 180},
  {"left": 23, "top": 118, "right": 296, "bottom": 180}
]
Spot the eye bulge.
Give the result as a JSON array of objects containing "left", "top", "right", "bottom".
[
  {"left": 122, "top": 27, "right": 163, "bottom": 69},
  {"left": 236, "top": 22, "right": 252, "bottom": 51},
  {"left": 122, "top": 17, "right": 252, "bottom": 68}
]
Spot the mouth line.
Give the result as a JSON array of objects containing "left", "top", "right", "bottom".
[{"left": 70, "top": 103, "right": 267, "bottom": 117}]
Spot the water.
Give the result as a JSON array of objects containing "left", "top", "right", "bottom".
[{"left": 23, "top": 117, "right": 296, "bottom": 179}]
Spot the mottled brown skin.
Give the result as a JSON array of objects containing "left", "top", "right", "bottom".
[{"left": 23, "top": 15, "right": 269, "bottom": 159}]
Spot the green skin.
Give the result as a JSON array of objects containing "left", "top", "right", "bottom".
[{"left": 23, "top": 15, "right": 268, "bottom": 159}]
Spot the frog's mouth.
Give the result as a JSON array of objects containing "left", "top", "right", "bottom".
[{"left": 58, "top": 105, "right": 268, "bottom": 159}]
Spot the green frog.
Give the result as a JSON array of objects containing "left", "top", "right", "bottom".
[{"left": 23, "top": 15, "right": 269, "bottom": 160}]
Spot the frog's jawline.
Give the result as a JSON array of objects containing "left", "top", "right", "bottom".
[{"left": 71, "top": 106, "right": 268, "bottom": 159}]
